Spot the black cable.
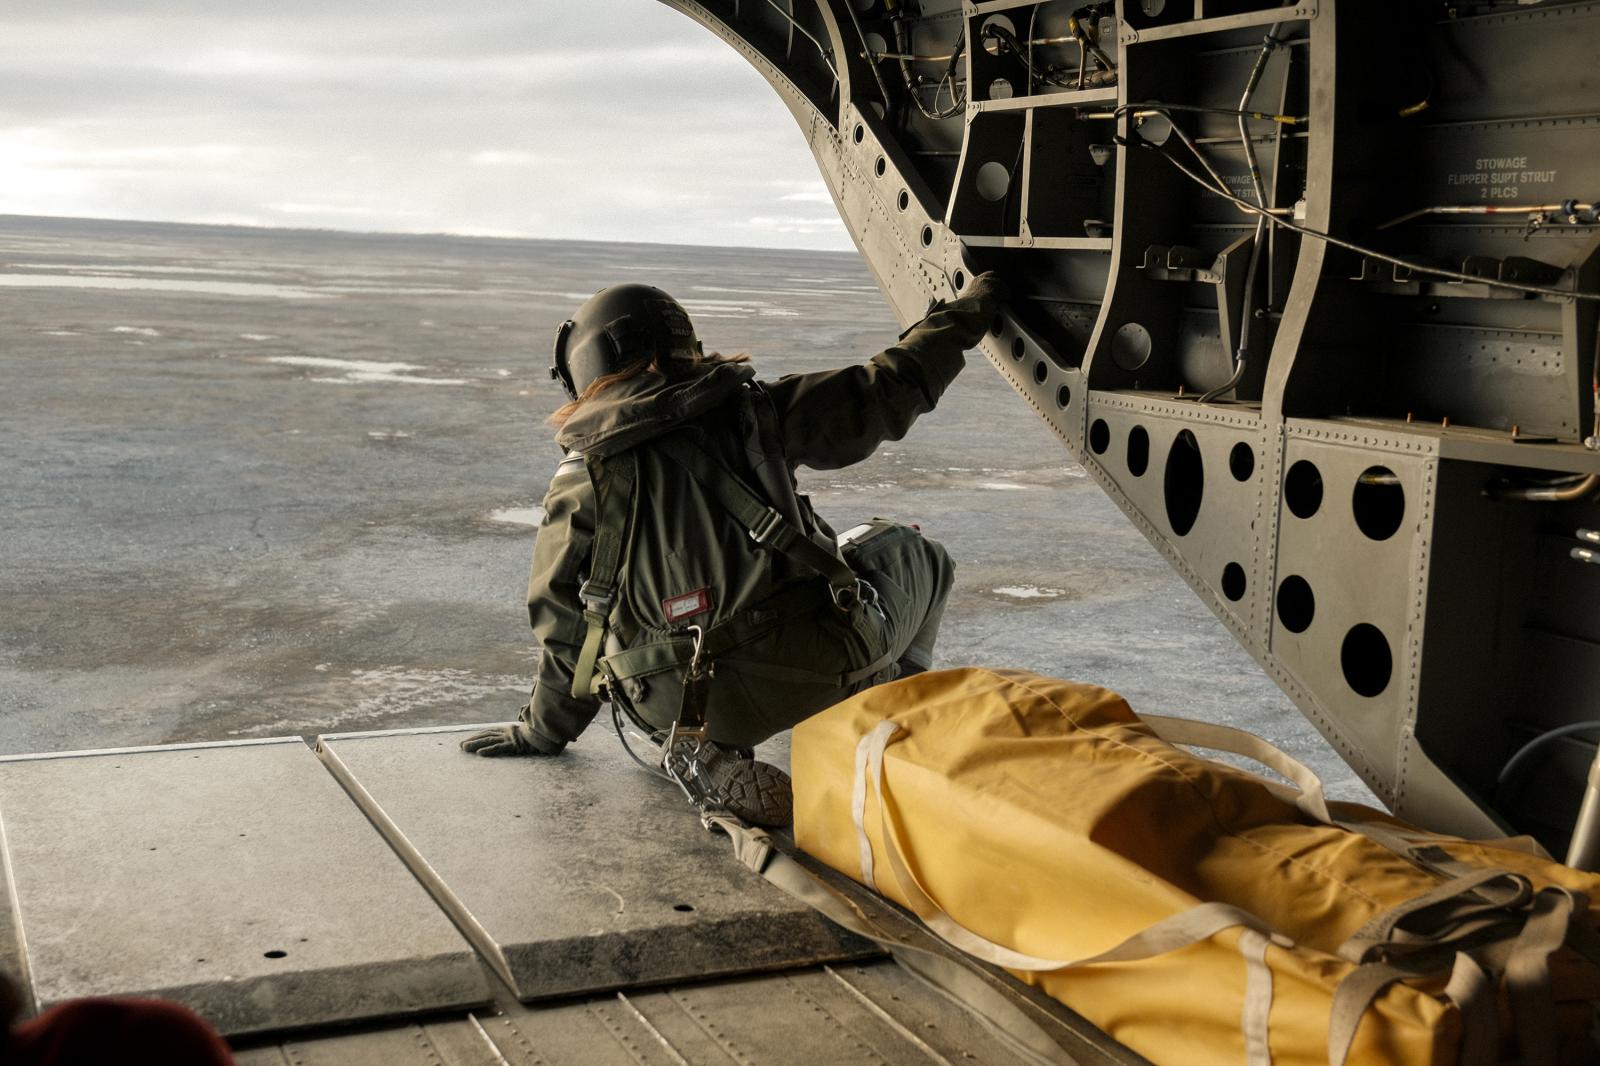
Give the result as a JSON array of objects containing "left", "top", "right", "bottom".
[
  {"left": 982, "top": 23, "right": 1077, "bottom": 90},
  {"left": 1121, "top": 119, "right": 1600, "bottom": 303},
  {"left": 1068, "top": 7, "right": 1115, "bottom": 74},
  {"left": 611, "top": 702, "right": 672, "bottom": 780},
  {"left": 1496, "top": 721, "right": 1600, "bottom": 792}
]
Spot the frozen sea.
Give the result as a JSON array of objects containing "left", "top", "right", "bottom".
[{"left": 0, "top": 214, "right": 1377, "bottom": 803}]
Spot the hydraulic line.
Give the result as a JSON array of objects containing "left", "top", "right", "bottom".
[
  {"left": 886, "top": 11, "right": 966, "bottom": 120},
  {"left": 1489, "top": 474, "right": 1600, "bottom": 502},
  {"left": 1379, "top": 202, "right": 1599, "bottom": 231},
  {"left": 982, "top": 22, "right": 1111, "bottom": 92},
  {"left": 1069, "top": 11, "right": 1115, "bottom": 74},
  {"left": 1122, "top": 118, "right": 1600, "bottom": 302},
  {"left": 1200, "top": 25, "right": 1282, "bottom": 405},
  {"left": 844, "top": 0, "right": 893, "bottom": 110},
  {"left": 762, "top": 0, "right": 837, "bottom": 80},
  {"left": 1497, "top": 721, "right": 1600, "bottom": 794}
]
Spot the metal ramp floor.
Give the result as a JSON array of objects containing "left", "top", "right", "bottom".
[{"left": 0, "top": 724, "right": 1140, "bottom": 1065}]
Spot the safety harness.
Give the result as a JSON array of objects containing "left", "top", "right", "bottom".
[{"left": 566, "top": 427, "right": 896, "bottom": 809}]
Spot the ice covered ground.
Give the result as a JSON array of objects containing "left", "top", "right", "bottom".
[{"left": 0, "top": 214, "right": 1377, "bottom": 804}]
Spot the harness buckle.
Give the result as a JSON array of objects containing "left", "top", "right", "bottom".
[
  {"left": 578, "top": 580, "right": 614, "bottom": 614},
  {"left": 749, "top": 508, "right": 784, "bottom": 545},
  {"left": 831, "top": 578, "right": 883, "bottom": 618}
]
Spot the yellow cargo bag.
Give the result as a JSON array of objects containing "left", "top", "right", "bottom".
[{"left": 790, "top": 668, "right": 1600, "bottom": 1066}]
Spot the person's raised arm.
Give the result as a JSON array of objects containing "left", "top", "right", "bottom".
[{"left": 764, "top": 272, "right": 1001, "bottom": 471}]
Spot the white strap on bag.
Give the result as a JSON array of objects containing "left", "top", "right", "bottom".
[
  {"left": 851, "top": 720, "right": 1287, "bottom": 1066},
  {"left": 1141, "top": 714, "right": 1335, "bottom": 825}
]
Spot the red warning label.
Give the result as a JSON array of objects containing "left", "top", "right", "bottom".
[{"left": 662, "top": 587, "right": 713, "bottom": 623}]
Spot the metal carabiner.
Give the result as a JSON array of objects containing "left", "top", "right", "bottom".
[{"left": 686, "top": 623, "right": 711, "bottom": 680}]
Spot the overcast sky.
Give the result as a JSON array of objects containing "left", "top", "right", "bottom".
[{"left": 0, "top": 2, "right": 852, "bottom": 250}]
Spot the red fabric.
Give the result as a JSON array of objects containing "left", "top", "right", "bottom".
[{"left": 7, "top": 997, "right": 234, "bottom": 1066}]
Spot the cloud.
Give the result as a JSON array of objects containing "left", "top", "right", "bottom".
[{"left": 0, "top": 1, "right": 852, "bottom": 251}]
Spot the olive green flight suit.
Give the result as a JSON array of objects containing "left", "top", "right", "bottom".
[{"left": 517, "top": 290, "right": 993, "bottom": 753}]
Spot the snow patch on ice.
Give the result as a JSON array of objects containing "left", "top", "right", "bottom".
[
  {"left": 239, "top": 332, "right": 277, "bottom": 341},
  {"left": 269, "top": 355, "right": 466, "bottom": 386},
  {"left": 490, "top": 507, "right": 545, "bottom": 526},
  {"left": 236, "top": 665, "right": 525, "bottom": 735},
  {"left": 110, "top": 326, "right": 160, "bottom": 336},
  {"left": 366, "top": 430, "right": 414, "bottom": 440},
  {"left": 994, "top": 585, "right": 1067, "bottom": 600},
  {"left": 977, "top": 481, "right": 1031, "bottom": 491}
]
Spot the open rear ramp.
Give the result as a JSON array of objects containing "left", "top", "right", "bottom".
[
  {"left": 315, "top": 724, "right": 877, "bottom": 999},
  {"left": 1, "top": 725, "right": 1142, "bottom": 1062}
]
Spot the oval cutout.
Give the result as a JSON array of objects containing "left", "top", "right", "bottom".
[
  {"left": 1276, "top": 576, "right": 1315, "bottom": 633},
  {"left": 1342, "top": 624, "right": 1393, "bottom": 697},
  {"left": 1229, "top": 442, "right": 1255, "bottom": 482},
  {"left": 1353, "top": 467, "right": 1406, "bottom": 541},
  {"left": 1285, "top": 460, "right": 1323, "bottom": 519},
  {"left": 1222, "top": 562, "right": 1247, "bottom": 602},
  {"left": 1127, "top": 425, "right": 1150, "bottom": 476},
  {"left": 1089, "top": 419, "right": 1110, "bottom": 455},
  {"left": 1163, "top": 429, "right": 1204, "bottom": 537}
]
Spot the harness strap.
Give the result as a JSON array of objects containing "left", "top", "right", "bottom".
[
  {"left": 655, "top": 433, "right": 860, "bottom": 594},
  {"left": 570, "top": 451, "right": 636, "bottom": 699},
  {"left": 600, "top": 581, "right": 834, "bottom": 683}
]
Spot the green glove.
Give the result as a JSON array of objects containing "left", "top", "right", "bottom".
[{"left": 459, "top": 719, "right": 563, "bottom": 757}]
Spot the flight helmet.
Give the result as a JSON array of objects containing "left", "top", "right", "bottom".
[{"left": 550, "top": 284, "right": 700, "bottom": 400}]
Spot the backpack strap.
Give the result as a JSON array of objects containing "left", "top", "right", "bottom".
[
  {"left": 653, "top": 432, "right": 862, "bottom": 603},
  {"left": 740, "top": 381, "right": 808, "bottom": 533},
  {"left": 570, "top": 450, "right": 637, "bottom": 699}
]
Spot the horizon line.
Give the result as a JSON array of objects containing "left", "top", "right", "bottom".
[{"left": 0, "top": 211, "right": 863, "bottom": 259}]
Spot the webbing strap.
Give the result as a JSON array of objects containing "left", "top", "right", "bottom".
[
  {"left": 655, "top": 433, "right": 859, "bottom": 593},
  {"left": 600, "top": 581, "right": 829, "bottom": 683},
  {"left": 1142, "top": 711, "right": 1584, "bottom": 1065},
  {"left": 1505, "top": 888, "right": 1582, "bottom": 1066},
  {"left": 1326, "top": 962, "right": 1406, "bottom": 1066},
  {"left": 1143, "top": 713, "right": 1333, "bottom": 825},
  {"left": 570, "top": 452, "right": 636, "bottom": 699},
  {"left": 706, "top": 816, "right": 1084, "bottom": 1066},
  {"left": 852, "top": 720, "right": 897, "bottom": 891},
  {"left": 1239, "top": 929, "right": 1275, "bottom": 1066},
  {"left": 599, "top": 577, "right": 896, "bottom": 689},
  {"left": 1337, "top": 868, "right": 1532, "bottom": 964},
  {"left": 1442, "top": 953, "right": 1497, "bottom": 1066}
]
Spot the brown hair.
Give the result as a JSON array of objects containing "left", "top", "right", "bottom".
[{"left": 548, "top": 349, "right": 750, "bottom": 428}]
